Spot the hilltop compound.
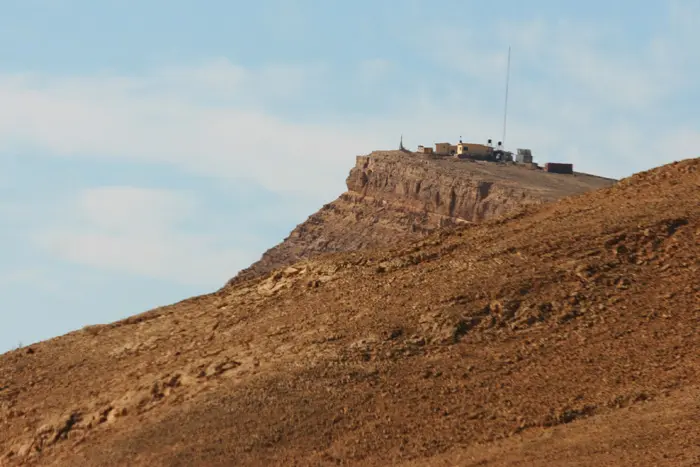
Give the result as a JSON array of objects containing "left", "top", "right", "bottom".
[{"left": 415, "top": 138, "right": 573, "bottom": 174}]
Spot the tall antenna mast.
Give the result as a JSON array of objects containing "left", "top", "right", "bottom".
[{"left": 502, "top": 46, "right": 511, "bottom": 147}]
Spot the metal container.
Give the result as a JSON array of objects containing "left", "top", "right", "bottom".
[{"left": 545, "top": 163, "right": 574, "bottom": 174}]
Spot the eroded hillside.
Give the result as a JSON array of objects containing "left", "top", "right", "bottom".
[
  {"left": 231, "top": 150, "right": 616, "bottom": 283},
  {"left": 1, "top": 158, "right": 698, "bottom": 467}
]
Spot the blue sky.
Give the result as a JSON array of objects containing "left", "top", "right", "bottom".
[{"left": 1, "top": 0, "right": 698, "bottom": 352}]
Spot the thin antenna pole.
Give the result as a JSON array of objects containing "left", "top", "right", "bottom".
[{"left": 502, "top": 46, "right": 511, "bottom": 147}]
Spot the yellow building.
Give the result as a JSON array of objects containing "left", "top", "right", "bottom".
[
  {"left": 435, "top": 142, "right": 452, "bottom": 155},
  {"left": 457, "top": 142, "right": 492, "bottom": 158}
]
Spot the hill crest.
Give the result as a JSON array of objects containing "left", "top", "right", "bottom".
[{"left": 231, "top": 150, "right": 617, "bottom": 284}]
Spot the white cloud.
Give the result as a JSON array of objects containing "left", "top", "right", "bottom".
[
  {"left": 421, "top": 13, "right": 692, "bottom": 113},
  {"left": 76, "top": 187, "right": 195, "bottom": 233},
  {"left": 556, "top": 47, "right": 670, "bottom": 109},
  {"left": 0, "top": 60, "right": 367, "bottom": 201},
  {"left": 33, "top": 187, "right": 256, "bottom": 286},
  {"left": 0, "top": 268, "right": 44, "bottom": 285},
  {"left": 0, "top": 268, "right": 69, "bottom": 296},
  {"left": 411, "top": 27, "right": 508, "bottom": 84},
  {"left": 153, "top": 59, "right": 326, "bottom": 103}
]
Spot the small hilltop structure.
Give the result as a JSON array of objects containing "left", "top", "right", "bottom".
[
  {"left": 410, "top": 137, "right": 573, "bottom": 174},
  {"left": 416, "top": 138, "right": 515, "bottom": 162}
]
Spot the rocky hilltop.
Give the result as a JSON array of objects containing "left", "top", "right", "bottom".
[
  {"left": 232, "top": 150, "right": 617, "bottom": 283},
  {"left": 1, "top": 157, "right": 698, "bottom": 466}
]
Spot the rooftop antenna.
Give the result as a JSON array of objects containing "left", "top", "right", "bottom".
[{"left": 502, "top": 46, "right": 511, "bottom": 148}]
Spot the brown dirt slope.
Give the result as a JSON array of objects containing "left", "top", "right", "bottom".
[
  {"left": 231, "top": 150, "right": 616, "bottom": 283},
  {"left": 1, "top": 158, "right": 698, "bottom": 467}
]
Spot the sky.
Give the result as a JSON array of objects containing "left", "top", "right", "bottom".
[{"left": 1, "top": 0, "right": 698, "bottom": 352}]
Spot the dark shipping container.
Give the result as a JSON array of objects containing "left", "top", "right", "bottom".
[{"left": 545, "top": 163, "right": 573, "bottom": 174}]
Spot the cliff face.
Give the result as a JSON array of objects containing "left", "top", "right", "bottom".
[
  {"left": 347, "top": 153, "right": 548, "bottom": 221},
  {"left": 231, "top": 150, "right": 617, "bottom": 284}
]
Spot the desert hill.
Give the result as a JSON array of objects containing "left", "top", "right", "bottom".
[
  {"left": 1, "top": 157, "right": 699, "bottom": 466},
  {"left": 231, "top": 150, "right": 616, "bottom": 283}
]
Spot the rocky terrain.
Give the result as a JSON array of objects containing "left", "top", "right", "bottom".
[
  {"left": 1, "top": 156, "right": 698, "bottom": 466},
  {"left": 231, "top": 150, "right": 616, "bottom": 283}
]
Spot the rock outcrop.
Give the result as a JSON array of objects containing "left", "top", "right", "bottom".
[{"left": 232, "top": 150, "right": 616, "bottom": 283}]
